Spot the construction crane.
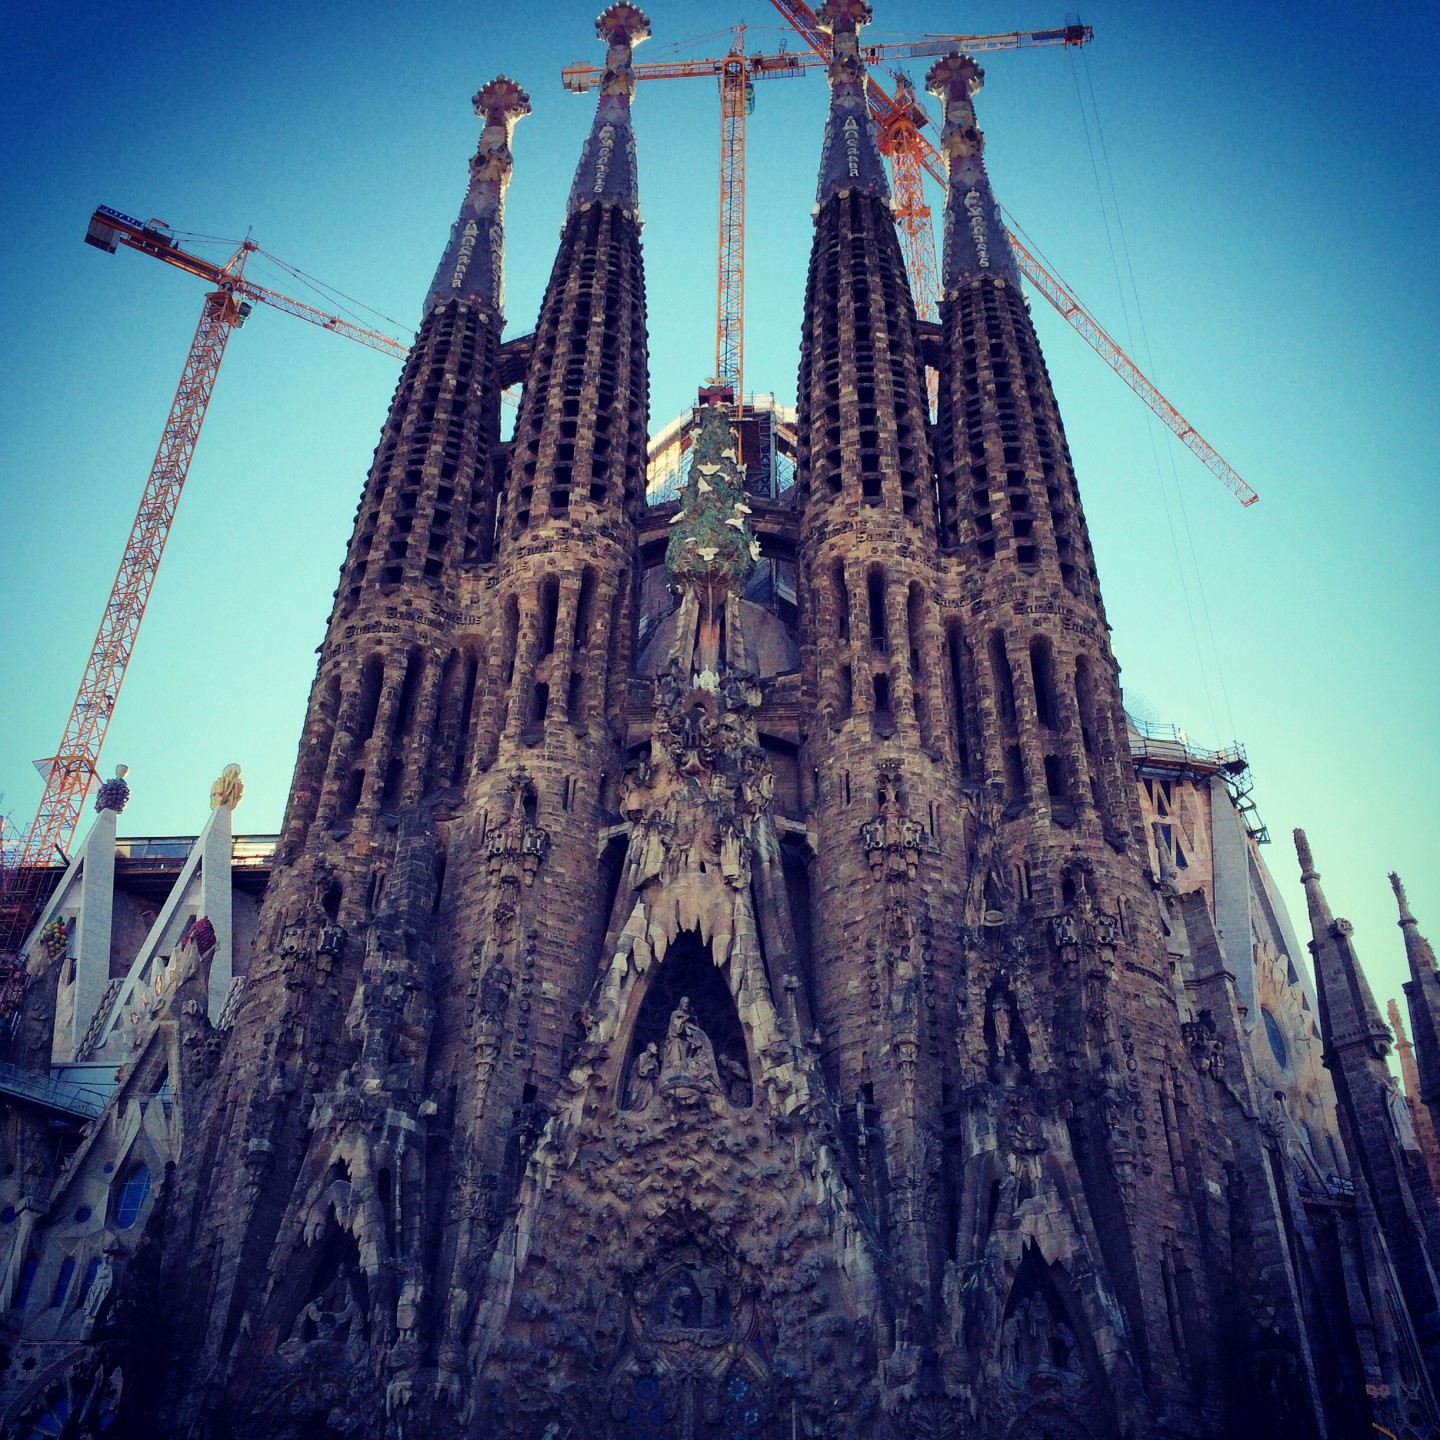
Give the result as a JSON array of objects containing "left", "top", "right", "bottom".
[
  {"left": 0, "top": 209, "right": 411, "bottom": 970},
  {"left": 767, "top": 0, "right": 1258, "bottom": 507},
  {"left": 564, "top": 20, "right": 1088, "bottom": 411}
]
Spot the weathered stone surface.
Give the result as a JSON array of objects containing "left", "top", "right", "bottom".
[{"left": 1, "top": 12, "right": 1437, "bottom": 1440}]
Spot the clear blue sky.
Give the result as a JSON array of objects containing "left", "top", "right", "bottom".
[{"left": 3, "top": 2, "right": 1437, "bottom": 1024}]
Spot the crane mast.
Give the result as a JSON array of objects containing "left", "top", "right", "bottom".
[
  {"left": 0, "top": 256, "right": 248, "bottom": 962},
  {"left": 717, "top": 35, "right": 749, "bottom": 406}
]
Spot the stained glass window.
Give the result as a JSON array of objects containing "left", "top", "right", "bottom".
[
  {"left": 113, "top": 1164, "right": 151, "bottom": 1229},
  {"left": 618, "top": 1372, "right": 671, "bottom": 1439},
  {"left": 716, "top": 1372, "right": 764, "bottom": 1438}
]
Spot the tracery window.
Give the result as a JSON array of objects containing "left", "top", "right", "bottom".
[{"left": 112, "top": 1165, "right": 150, "bottom": 1229}]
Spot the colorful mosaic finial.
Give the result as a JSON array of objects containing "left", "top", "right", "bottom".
[
  {"left": 424, "top": 76, "right": 530, "bottom": 319},
  {"left": 926, "top": 53, "right": 1020, "bottom": 294},
  {"left": 665, "top": 403, "right": 758, "bottom": 675},
  {"left": 567, "top": 5, "right": 650, "bottom": 218},
  {"left": 813, "top": 0, "right": 889, "bottom": 207}
]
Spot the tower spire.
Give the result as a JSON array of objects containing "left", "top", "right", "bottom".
[
  {"left": 813, "top": 0, "right": 890, "bottom": 206},
  {"left": 567, "top": 3, "right": 649, "bottom": 218},
  {"left": 925, "top": 53, "right": 1021, "bottom": 292},
  {"left": 424, "top": 76, "right": 530, "bottom": 318},
  {"left": 1395, "top": 871, "right": 1440, "bottom": 1129},
  {"left": 1297, "top": 833, "right": 1440, "bottom": 1375},
  {"left": 1296, "top": 830, "right": 1392, "bottom": 1060}
]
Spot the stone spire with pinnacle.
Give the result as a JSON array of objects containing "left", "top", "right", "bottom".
[
  {"left": 1296, "top": 829, "right": 1393, "bottom": 1062},
  {"left": 925, "top": 53, "right": 1021, "bottom": 293},
  {"left": 1390, "top": 994, "right": 1440, "bottom": 1196},
  {"left": 813, "top": 0, "right": 890, "bottom": 205},
  {"left": 1296, "top": 830, "right": 1440, "bottom": 1375},
  {"left": 567, "top": 2, "right": 648, "bottom": 217},
  {"left": 424, "top": 77, "right": 531, "bottom": 318},
  {"left": 1395, "top": 872, "right": 1440, "bottom": 1137}
]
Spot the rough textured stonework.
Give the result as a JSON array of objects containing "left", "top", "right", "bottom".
[{"left": 2, "top": 6, "right": 1439, "bottom": 1439}]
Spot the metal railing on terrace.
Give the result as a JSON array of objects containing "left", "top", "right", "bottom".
[
  {"left": 114, "top": 834, "right": 277, "bottom": 869},
  {"left": 0, "top": 1060, "right": 107, "bottom": 1119},
  {"left": 1125, "top": 714, "right": 1247, "bottom": 776}
]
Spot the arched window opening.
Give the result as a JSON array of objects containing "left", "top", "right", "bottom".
[
  {"left": 50, "top": 1256, "right": 76, "bottom": 1309},
  {"left": 867, "top": 570, "right": 887, "bottom": 650},
  {"left": 833, "top": 561, "right": 850, "bottom": 642},
  {"left": 573, "top": 568, "right": 596, "bottom": 651},
  {"left": 500, "top": 596, "right": 520, "bottom": 685},
  {"left": 338, "top": 768, "right": 365, "bottom": 823},
  {"left": 1029, "top": 635, "right": 1059, "bottom": 730},
  {"left": 113, "top": 1164, "right": 151, "bottom": 1229},
  {"left": 14, "top": 1256, "right": 39, "bottom": 1309},
  {"left": 620, "top": 930, "right": 751, "bottom": 1110},
  {"left": 452, "top": 653, "right": 481, "bottom": 787},
  {"left": 947, "top": 620, "right": 973, "bottom": 778},
  {"left": 539, "top": 576, "right": 561, "bottom": 657},
  {"left": 354, "top": 656, "right": 385, "bottom": 746},
  {"left": 989, "top": 631, "right": 1017, "bottom": 734},
  {"left": 1044, "top": 753, "right": 1066, "bottom": 802}
]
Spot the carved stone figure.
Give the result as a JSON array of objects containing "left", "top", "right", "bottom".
[
  {"left": 625, "top": 1042, "right": 659, "bottom": 1110},
  {"left": 82, "top": 1252, "right": 115, "bottom": 1324},
  {"left": 661, "top": 997, "right": 718, "bottom": 1088},
  {"left": 1383, "top": 1073, "right": 1421, "bottom": 1155}
]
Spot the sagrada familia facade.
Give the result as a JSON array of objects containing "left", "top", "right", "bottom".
[{"left": 3, "top": 4, "right": 1440, "bottom": 1436}]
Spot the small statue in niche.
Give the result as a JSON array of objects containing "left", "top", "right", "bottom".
[
  {"left": 625, "top": 1043, "right": 659, "bottom": 1111},
  {"left": 82, "top": 1251, "right": 116, "bottom": 1329},
  {"left": 660, "top": 997, "right": 719, "bottom": 1088},
  {"left": 287, "top": 1263, "right": 363, "bottom": 1348},
  {"left": 1383, "top": 1073, "right": 1421, "bottom": 1155},
  {"left": 1006, "top": 1294, "right": 1051, "bottom": 1372}
]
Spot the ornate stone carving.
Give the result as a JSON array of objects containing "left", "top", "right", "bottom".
[
  {"left": 859, "top": 764, "right": 926, "bottom": 882},
  {"left": 485, "top": 771, "right": 550, "bottom": 887},
  {"left": 620, "top": 666, "right": 772, "bottom": 968},
  {"left": 94, "top": 764, "right": 130, "bottom": 813}
]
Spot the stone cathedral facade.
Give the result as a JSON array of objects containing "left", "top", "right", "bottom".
[{"left": 4, "top": 4, "right": 1440, "bottom": 1438}]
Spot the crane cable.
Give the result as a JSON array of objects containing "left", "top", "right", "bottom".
[
  {"left": 169, "top": 232, "right": 414, "bottom": 347},
  {"left": 1068, "top": 45, "right": 1239, "bottom": 750}
]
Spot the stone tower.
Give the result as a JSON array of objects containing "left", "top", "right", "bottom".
[{"left": 4, "top": 7, "right": 1439, "bottom": 1440}]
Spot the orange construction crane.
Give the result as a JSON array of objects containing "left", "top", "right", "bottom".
[
  {"left": 0, "top": 209, "right": 411, "bottom": 968},
  {"left": 564, "top": 20, "right": 1085, "bottom": 409},
  {"left": 767, "top": 0, "right": 1257, "bottom": 508}
]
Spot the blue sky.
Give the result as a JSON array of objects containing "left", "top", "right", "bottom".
[{"left": 2, "top": 2, "right": 1437, "bottom": 1026}]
